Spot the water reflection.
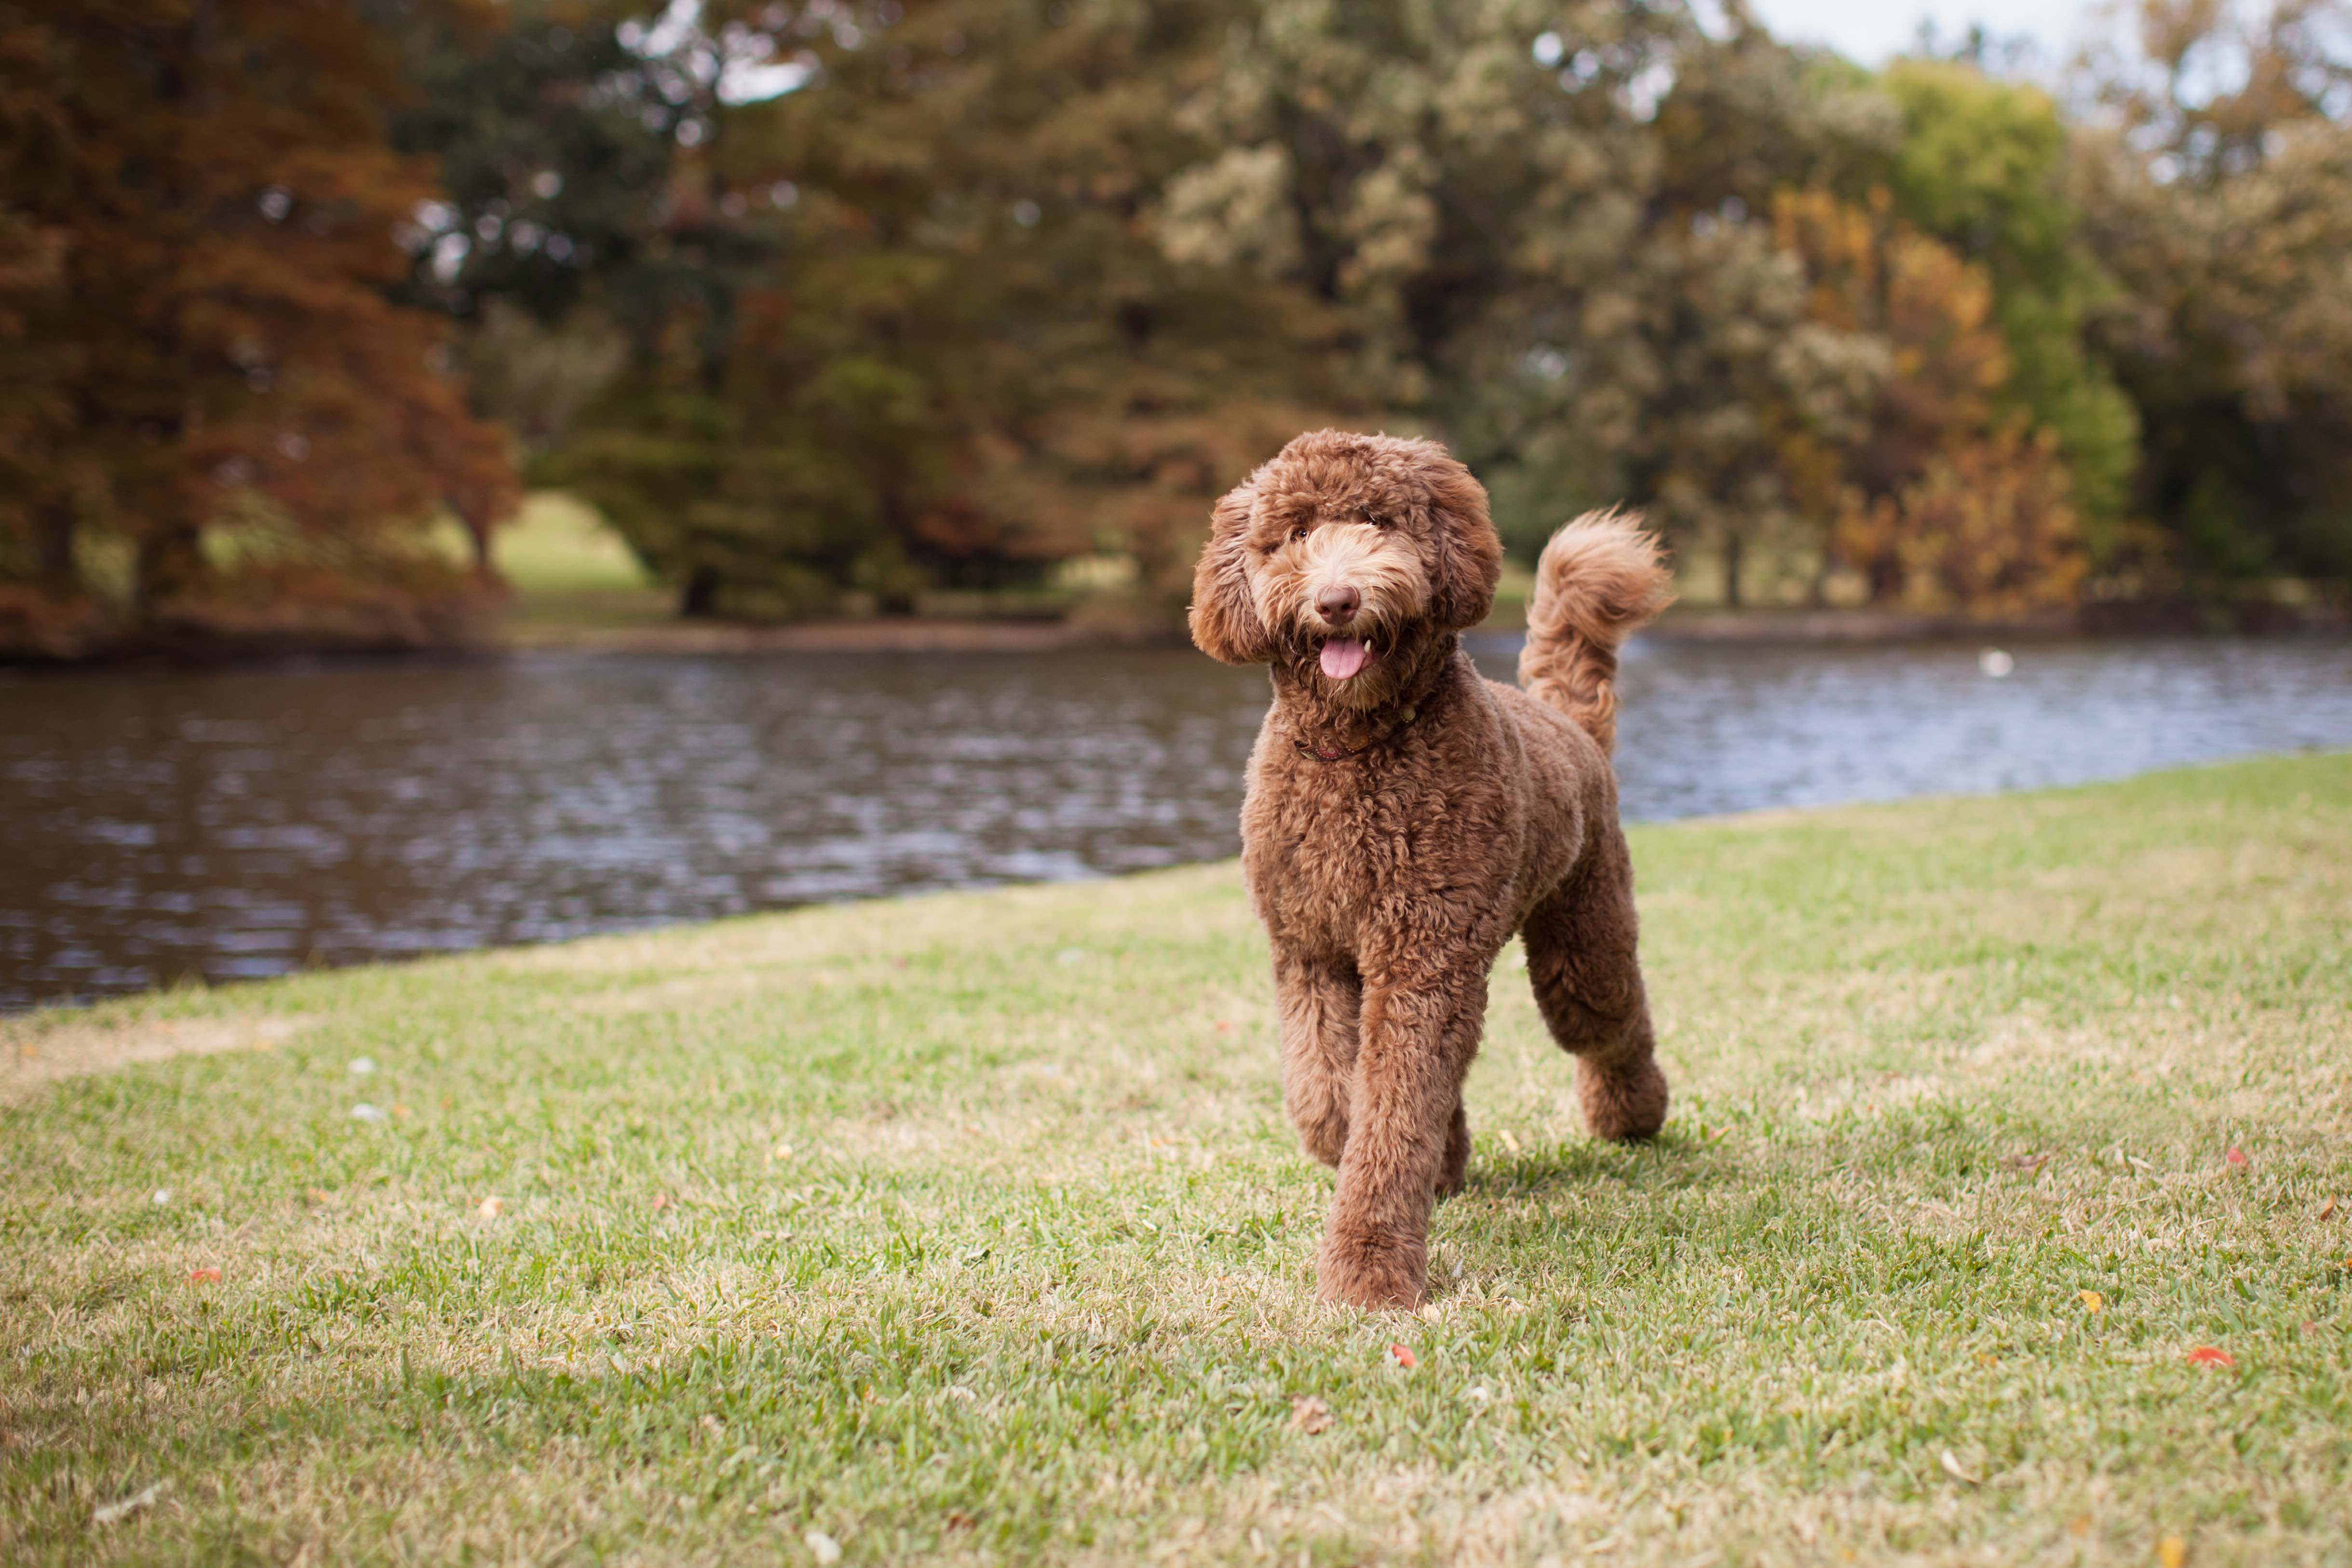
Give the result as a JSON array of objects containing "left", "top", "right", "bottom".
[{"left": 2, "top": 636, "right": 2346, "bottom": 1008}]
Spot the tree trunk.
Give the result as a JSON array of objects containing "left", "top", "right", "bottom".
[
  {"left": 134, "top": 522, "right": 206, "bottom": 616},
  {"left": 34, "top": 499, "right": 79, "bottom": 596},
  {"left": 678, "top": 564, "right": 720, "bottom": 619},
  {"left": 1721, "top": 533, "right": 1744, "bottom": 609}
]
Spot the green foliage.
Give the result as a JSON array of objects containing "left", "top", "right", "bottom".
[
  {"left": 2074, "top": 0, "right": 2352, "bottom": 589},
  {"left": 11, "top": 0, "right": 2352, "bottom": 640},
  {"left": 1880, "top": 60, "right": 2139, "bottom": 544}
]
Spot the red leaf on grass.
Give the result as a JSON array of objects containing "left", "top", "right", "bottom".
[
  {"left": 1387, "top": 1343, "right": 1417, "bottom": 1370},
  {"left": 651, "top": 1193, "right": 672, "bottom": 1212},
  {"left": 187, "top": 1268, "right": 221, "bottom": 1284},
  {"left": 2225, "top": 1147, "right": 2248, "bottom": 1169},
  {"left": 2186, "top": 1346, "right": 2234, "bottom": 1368}
]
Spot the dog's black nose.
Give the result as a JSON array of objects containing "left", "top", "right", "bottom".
[{"left": 1317, "top": 584, "right": 1360, "bottom": 624}]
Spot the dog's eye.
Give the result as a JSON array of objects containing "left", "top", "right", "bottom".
[{"left": 1289, "top": 524, "right": 1310, "bottom": 542}]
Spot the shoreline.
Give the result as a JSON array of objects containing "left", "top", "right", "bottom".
[
  {"left": 9, "top": 599, "right": 2344, "bottom": 669},
  {"left": 501, "top": 601, "right": 2346, "bottom": 657}
]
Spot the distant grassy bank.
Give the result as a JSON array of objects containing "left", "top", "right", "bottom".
[{"left": 4, "top": 756, "right": 2349, "bottom": 1565}]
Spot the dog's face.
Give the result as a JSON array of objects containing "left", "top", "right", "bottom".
[{"left": 1189, "top": 431, "right": 1504, "bottom": 705}]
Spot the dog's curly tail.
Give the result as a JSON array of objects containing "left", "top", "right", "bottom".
[{"left": 1518, "top": 509, "right": 1675, "bottom": 756}]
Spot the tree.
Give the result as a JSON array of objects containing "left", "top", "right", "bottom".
[
  {"left": 0, "top": 0, "right": 518, "bottom": 655},
  {"left": 1879, "top": 58, "right": 2138, "bottom": 545},
  {"left": 538, "top": 0, "right": 1351, "bottom": 620},
  {"left": 2072, "top": 0, "right": 2352, "bottom": 592},
  {"left": 1773, "top": 187, "right": 2087, "bottom": 610}
]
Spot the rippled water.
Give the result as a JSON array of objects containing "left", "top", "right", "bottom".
[{"left": 3, "top": 635, "right": 2347, "bottom": 1009}]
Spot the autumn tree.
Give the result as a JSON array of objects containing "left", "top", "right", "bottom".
[
  {"left": 2075, "top": 0, "right": 2352, "bottom": 592},
  {"left": 1771, "top": 187, "right": 2086, "bottom": 610},
  {"left": 0, "top": 0, "right": 517, "bottom": 656},
  {"left": 1879, "top": 58, "right": 2138, "bottom": 543}
]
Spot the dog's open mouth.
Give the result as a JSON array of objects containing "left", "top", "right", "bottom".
[{"left": 1318, "top": 635, "right": 1375, "bottom": 680}]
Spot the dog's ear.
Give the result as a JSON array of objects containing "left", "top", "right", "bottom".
[
  {"left": 1420, "top": 450, "right": 1504, "bottom": 631},
  {"left": 1189, "top": 481, "right": 1272, "bottom": 665}
]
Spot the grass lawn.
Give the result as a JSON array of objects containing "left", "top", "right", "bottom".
[
  {"left": 4, "top": 754, "right": 2349, "bottom": 1566},
  {"left": 490, "top": 492, "right": 675, "bottom": 635}
]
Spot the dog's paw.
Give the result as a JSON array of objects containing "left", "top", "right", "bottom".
[
  {"left": 1579, "top": 1055, "right": 1669, "bottom": 1142},
  {"left": 1316, "top": 1230, "right": 1427, "bottom": 1311}
]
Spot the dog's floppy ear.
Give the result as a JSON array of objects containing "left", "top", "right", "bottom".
[
  {"left": 1189, "top": 480, "right": 1272, "bottom": 665},
  {"left": 1420, "top": 449, "right": 1505, "bottom": 631}
]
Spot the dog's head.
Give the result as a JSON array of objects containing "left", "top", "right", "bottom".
[{"left": 1189, "top": 430, "right": 1503, "bottom": 705}]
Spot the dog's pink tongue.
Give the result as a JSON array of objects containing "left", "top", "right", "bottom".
[{"left": 1319, "top": 636, "right": 1369, "bottom": 680}]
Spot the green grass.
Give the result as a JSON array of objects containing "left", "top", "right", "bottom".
[
  {"left": 490, "top": 491, "right": 674, "bottom": 632},
  {"left": 4, "top": 755, "right": 2350, "bottom": 1565}
]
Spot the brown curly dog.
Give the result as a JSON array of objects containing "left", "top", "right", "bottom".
[{"left": 1190, "top": 429, "right": 1675, "bottom": 1311}]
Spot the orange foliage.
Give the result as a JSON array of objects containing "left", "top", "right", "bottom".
[
  {"left": 1774, "top": 188, "right": 2085, "bottom": 612},
  {"left": 0, "top": 0, "right": 516, "bottom": 652}
]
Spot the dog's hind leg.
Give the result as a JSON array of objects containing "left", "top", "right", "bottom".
[
  {"left": 1436, "top": 1097, "right": 1471, "bottom": 1199},
  {"left": 1275, "top": 949, "right": 1361, "bottom": 1167},
  {"left": 1523, "top": 825, "right": 1668, "bottom": 1142}
]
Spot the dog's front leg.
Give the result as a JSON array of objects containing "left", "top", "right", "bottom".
[
  {"left": 1317, "top": 958, "right": 1487, "bottom": 1310},
  {"left": 1275, "top": 948, "right": 1361, "bottom": 1167}
]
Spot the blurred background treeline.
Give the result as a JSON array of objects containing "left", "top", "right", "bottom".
[{"left": 4, "top": 0, "right": 2350, "bottom": 658}]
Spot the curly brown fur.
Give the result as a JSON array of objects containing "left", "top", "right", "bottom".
[
  {"left": 1519, "top": 509, "right": 1676, "bottom": 756},
  {"left": 1190, "top": 429, "right": 1672, "bottom": 1311}
]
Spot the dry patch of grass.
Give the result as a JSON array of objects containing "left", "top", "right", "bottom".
[
  {"left": 2, "top": 756, "right": 2349, "bottom": 1566},
  {"left": 0, "top": 1012, "right": 309, "bottom": 1105}
]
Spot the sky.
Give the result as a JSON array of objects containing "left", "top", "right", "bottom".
[{"left": 1744, "top": 0, "right": 2113, "bottom": 68}]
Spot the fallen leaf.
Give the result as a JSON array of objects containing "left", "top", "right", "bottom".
[
  {"left": 1939, "top": 1450, "right": 1980, "bottom": 1485},
  {"left": 476, "top": 1196, "right": 503, "bottom": 1219},
  {"left": 1499, "top": 1129, "right": 1523, "bottom": 1155},
  {"left": 350, "top": 1103, "right": 389, "bottom": 1123},
  {"left": 187, "top": 1268, "right": 221, "bottom": 1284},
  {"left": 2159, "top": 1534, "right": 2187, "bottom": 1568},
  {"left": 944, "top": 1511, "right": 975, "bottom": 1530},
  {"left": 2319, "top": 1196, "right": 2338, "bottom": 1221},
  {"left": 2068, "top": 1514, "right": 2094, "bottom": 1537},
  {"left": 1289, "top": 1395, "right": 1333, "bottom": 1434},
  {"left": 1418, "top": 1302, "right": 1441, "bottom": 1323},
  {"left": 651, "top": 1193, "right": 671, "bottom": 1212},
  {"left": 392, "top": 1104, "right": 410, "bottom": 1119},
  {"left": 1387, "top": 1343, "right": 1417, "bottom": 1370},
  {"left": 2224, "top": 1147, "right": 2248, "bottom": 1169},
  {"left": 1215, "top": 1020, "right": 1234, "bottom": 1034},
  {"left": 91, "top": 1481, "right": 167, "bottom": 1525},
  {"left": 2004, "top": 1151, "right": 2053, "bottom": 1172},
  {"left": 2080, "top": 1290, "right": 2105, "bottom": 1314},
  {"left": 804, "top": 1527, "right": 843, "bottom": 1565},
  {"left": 2185, "top": 1346, "right": 2234, "bottom": 1368}
]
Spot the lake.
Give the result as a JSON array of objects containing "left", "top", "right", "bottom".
[{"left": 3, "top": 634, "right": 2348, "bottom": 1010}]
